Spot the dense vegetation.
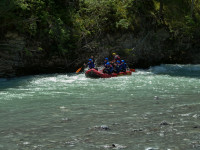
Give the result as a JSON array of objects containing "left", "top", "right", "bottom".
[
  {"left": 0, "top": 0, "right": 78, "bottom": 56},
  {"left": 0, "top": 0, "right": 200, "bottom": 69}
]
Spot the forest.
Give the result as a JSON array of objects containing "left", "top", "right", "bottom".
[{"left": 0, "top": 0, "right": 200, "bottom": 76}]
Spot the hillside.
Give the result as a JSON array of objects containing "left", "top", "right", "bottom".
[{"left": 0, "top": 0, "right": 200, "bottom": 77}]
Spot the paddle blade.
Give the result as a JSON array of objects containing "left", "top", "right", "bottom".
[
  {"left": 76, "top": 67, "right": 82, "bottom": 73},
  {"left": 130, "top": 69, "right": 135, "bottom": 72}
]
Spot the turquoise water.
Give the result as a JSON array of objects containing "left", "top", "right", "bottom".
[{"left": 0, "top": 64, "right": 200, "bottom": 150}]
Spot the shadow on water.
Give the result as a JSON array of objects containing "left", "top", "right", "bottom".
[
  {"left": 150, "top": 64, "right": 200, "bottom": 78},
  {"left": 0, "top": 76, "right": 33, "bottom": 90},
  {"left": 0, "top": 73, "right": 77, "bottom": 90}
]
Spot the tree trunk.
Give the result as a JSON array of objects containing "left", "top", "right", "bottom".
[
  {"left": 191, "top": 0, "right": 195, "bottom": 17},
  {"left": 159, "top": 0, "right": 164, "bottom": 22}
]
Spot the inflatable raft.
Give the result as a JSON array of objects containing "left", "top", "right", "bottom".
[{"left": 85, "top": 68, "right": 132, "bottom": 78}]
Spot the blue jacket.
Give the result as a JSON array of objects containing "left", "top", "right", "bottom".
[
  {"left": 87, "top": 61, "right": 95, "bottom": 69},
  {"left": 115, "top": 64, "right": 120, "bottom": 73},
  {"left": 105, "top": 64, "right": 113, "bottom": 73},
  {"left": 104, "top": 60, "right": 109, "bottom": 67},
  {"left": 120, "top": 63, "right": 126, "bottom": 71}
]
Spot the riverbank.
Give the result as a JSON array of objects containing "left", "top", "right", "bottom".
[
  {"left": 0, "top": 47, "right": 75, "bottom": 78},
  {"left": 1, "top": 0, "right": 200, "bottom": 78},
  {"left": 1, "top": 21, "right": 200, "bottom": 78},
  {"left": 1, "top": 29, "right": 200, "bottom": 78}
]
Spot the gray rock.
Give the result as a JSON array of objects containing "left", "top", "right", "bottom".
[
  {"left": 160, "top": 121, "right": 169, "bottom": 125},
  {"left": 193, "top": 125, "right": 200, "bottom": 129},
  {"left": 100, "top": 125, "right": 110, "bottom": 130},
  {"left": 154, "top": 96, "right": 159, "bottom": 100}
]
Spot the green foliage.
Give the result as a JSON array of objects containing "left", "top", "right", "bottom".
[
  {"left": 160, "top": 0, "right": 200, "bottom": 40},
  {"left": 0, "top": 0, "right": 77, "bottom": 54},
  {"left": 116, "top": 19, "right": 130, "bottom": 29},
  {"left": 24, "top": 48, "right": 32, "bottom": 56},
  {"left": 75, "top": 0, "right": 134, "bottom": 36},
  {"left": 37, "top": 47, "right": 43, "bottom": 51},
  {"left": 0, "top": 0, "right": 16, "bottom": 37},
  {"left": 1, "top": 0, "right": 200, "bottom": 60}
]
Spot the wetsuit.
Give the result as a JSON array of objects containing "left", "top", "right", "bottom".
[
  {"left": 104, "top": 64, "right": 113, "bottom": 74},
  {"left": 87, "top": 61, "right": 95, "bottom": 69},
  {"left": 114, "top": 64, "right": 121, "bottom": 73},
  {"left": 120, "top": 63, "right": 127, "bottom": 72}
]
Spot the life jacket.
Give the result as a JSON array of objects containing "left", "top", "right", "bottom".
[
  {"left": 105, "top": 64, "right": 113, "bottom": 73},
  {"left": 120, "top": 63, "right": 126, "bottom": 71},
  {"left": 87, "top": 61, "right": 95, "bottom": 69},
  {"left": 114, "top": 55, "right": 121, "bottom": 62},
  {"left": 115, "top": 64, "right": 120, "bottom": 73}
]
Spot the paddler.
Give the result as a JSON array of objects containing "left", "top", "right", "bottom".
[
  {"left": 103, "top": 62, "right": 113, "bottom": 74},
  {"left": 104, "top": 58, "right": 109, "bottom": 67},
  {"left": 86, "top": 59, "right": 95, "bottom": 69},
  {"left": 90, "top": 56, "right": 95, "bottom": 63},
  {"left": 113, "top": 60, "right": 121, "bottom": 73},
  {"left": 120, "top": 60, "right": 127, "bottom": 72},
  {"left": 112, "top": 52, "right": 121, "bottom": 63}
]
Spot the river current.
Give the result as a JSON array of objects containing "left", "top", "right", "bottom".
[{"left": 0, "top": 64, "right": 200, "bottom": 150}]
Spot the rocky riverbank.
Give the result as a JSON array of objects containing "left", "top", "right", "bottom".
[
  {"left": 0, "top": 49, "right": 73, "bottom": 78},
  {"left": 0, "top": 37, "right": 76, "bottom": 78},
  {"left": 76, "top": 28, "right": 200, "bottom": 69},
  {"left": 1, "top": 28, "right": 200, "bottom": 78}
]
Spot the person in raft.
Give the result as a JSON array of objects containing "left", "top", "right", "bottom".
[
  {"left": 103, "top": 62, "right": 113, "bottom": 74},
  {"left": 104, "top": 58, "right": 109, "bottom": 67},
  {"left": 113, "top": 60, "right": 121, "bottom": 73},
  {"left": 120, "top": 60, "right": 127, "bottom": 72},
  {"left": 112, "top": 52, "right": 121, "bottom": 63},
  {"left": 86, "top": 59, "right": 95, "bottom": 69},
  {"left": 90, "top": 56, "right": 95, "bottom": 63}
]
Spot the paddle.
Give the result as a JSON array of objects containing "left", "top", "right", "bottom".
[{"left": 76, "top": 67, "right": 82, "bottom": 73}]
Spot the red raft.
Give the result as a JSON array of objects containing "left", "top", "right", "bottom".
[{"left": 85, "top": 68, "right": 132, "bottom": 78}]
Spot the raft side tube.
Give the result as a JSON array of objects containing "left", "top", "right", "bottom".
[{"left": 85, "top": 69, "right": 132, "bottom": 78}]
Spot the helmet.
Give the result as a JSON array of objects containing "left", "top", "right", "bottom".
[
  {"left": 105, "top": 58, "right": 108, "bottom": 60},
  {"left": 112, "top": 53, "right": 116, "bottom": 55},
  {"left": 121, "top": 60, "right": 125, "bottom": 63},
  {"left": 89, "top": 59, "right": 92, "bottom": 61},
  {"left": 117, "top": 60, "right": 120, "bottom": 63},
  {"left": 106, "top": 62, "right": 110, "bottom": 65}
]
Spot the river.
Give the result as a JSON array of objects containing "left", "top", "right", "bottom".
[{"left": 0, "top": 64, "right": 200, "bottom": 150}]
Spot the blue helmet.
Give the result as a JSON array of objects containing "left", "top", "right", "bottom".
[
  {"left": 117, "top": 60, "right": 120, "bottom": 64},
  {"left": 89, "top": 59, "right": 92, "bottom": 61},
  {"left": 121, "top": 60, "right": 125, "bottom": 63},
  {"left": 105, "top": 58, "right": 108, "bottom": 60},
  {"left": 106, "top": 62, "right": 110, "bottom": 65}
]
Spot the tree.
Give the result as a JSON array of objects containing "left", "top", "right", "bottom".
[
  {"left": 159, "top": 0, "right": 164, "bottom": 22},
  {"left": 0, "top": 0, "right": 14, "bottom": 17},
  {"left": 191, "top": 0, "right": 195, "bottom": 17}
]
